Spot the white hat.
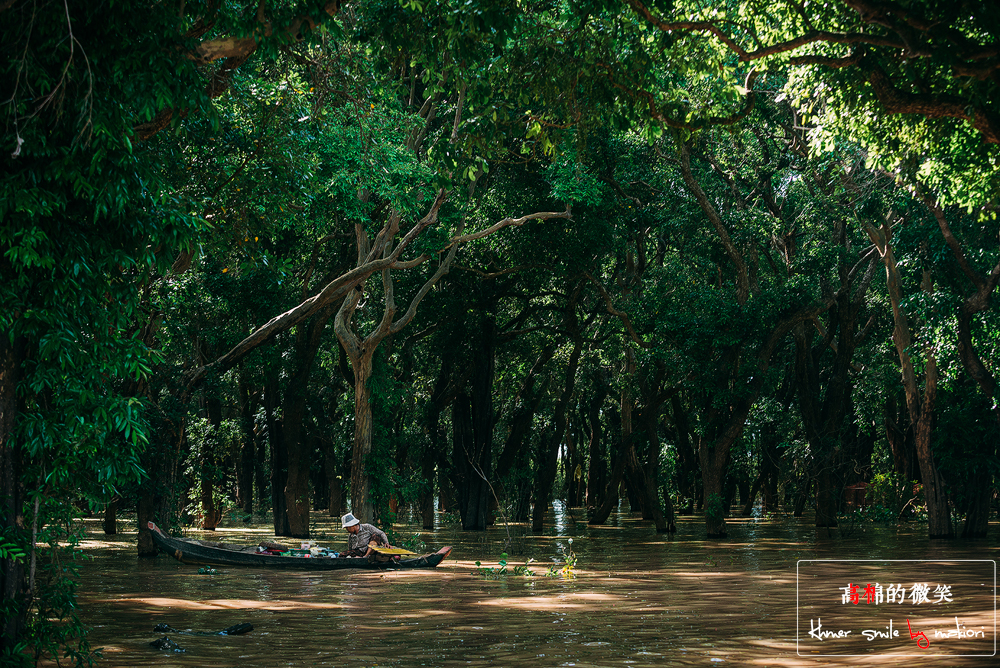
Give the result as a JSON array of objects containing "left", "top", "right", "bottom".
[{"left": 341, "top": 513, "right": 361, "bottom": 528}]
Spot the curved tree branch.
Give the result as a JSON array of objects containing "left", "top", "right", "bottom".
[{"left": 583, "top": 271, "right": 653, "bottom": 349}]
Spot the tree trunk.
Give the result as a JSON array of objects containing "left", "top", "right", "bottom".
[
  {"left": 103, "top": 498, "right": 118, "bottom": 535},
  {"left": 741, "top": 476, "right": 762, "bottom": 516},
  {"left": 310, "top": 432, "right": 327, "bottom": 512},
  {"left": 793, "top": 478, "right": 812, "bottom": 517},
  {"left": 255, "top": 409, "right": 267, "bottom": 517},
  {"left": 700, "top": 444, "right": 728, "bottom": 537},
  {"left": 531, "top": 297, "right": 583, "bottom": 533},
  {"left": 885, "top": 394, "right": 916, "bottom": 479},
  {"left": 450, "top": 320, "right": 496, "bottom": 531},
  {"left": 324, "top": 436, "right": 343, "bottom": 518},
  {"left": 621, "top": 351, "right": 638, "bottom": 515},
  {"left": 913, "top": 354, "right": 951, "bottom": 537},
  {"left": 282, "top": 391, "right": 310, "bottom": 537},
  {"left": 420, "top": 352, "right": 457, "bottom": 530},
  {"left": 283, "top": 309, "right": 335, "bottom": 538},
  {"left": 453, "top": 392, "right": 491, "bottom": 531},
  {"left": 669, "top": 395, "right": 700, "bottom": 514},
  {"left": 418, "top": 445, "right": 435, "bottom": 529},
  {"left": 531, "top": 429, "right": 560, "bottom": 533},
  {"left": 564, "top": 427, "right": 579, "bottom": 506},
  {"left": 438, "top": 467, "right": 455, "bottom": 513},
  {"left": 200, "top": 395, "right": 224, "bottom": 530},
  {"left": 635, "top": 407, "right": 673, "bottom": 532},
  {"left": 961, "top": 468, "right": 992, "bottom": 538},
  {"left": 585, "top": 390, "right": 607, "bottom": 508},
  {"left": 814, "top": 455, "right": 838, "bottom": 528},
  {"left": 237, "top": 373, "right": 256, "bottom": 515},
  {"left": 723, "top": 475, "right": 738, "bottom": 515},
  {"left": 421, "top": 395, "right": 445, "bottom": 530},
  {"left": 589, "top": 407, "right": 625, "bottom": 526},
  {"left": 760, "top": 424, "right": 782, "bottom": 512},
  {"left": 866, "top": 223, "right": 952, "bottom": 539},
  {"left": 265, "top": 374, "right": 290, "bottom": 536},
  {"left": 350, "top": 353, "right": 376, "bottom": 523},
  {"left": 953, "top": 301, "right": 1000, "bottom": 539},
  {"left": 137, "top": 416, "right": 182, "bottom": 556}
]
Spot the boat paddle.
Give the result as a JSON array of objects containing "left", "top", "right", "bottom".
[{"left": 367, "top": 542, "right": 417, "bottom": 556}]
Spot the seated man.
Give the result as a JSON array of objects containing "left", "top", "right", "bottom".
[{"left": 340, "top": 513, "right": 391, "bottom": 557}]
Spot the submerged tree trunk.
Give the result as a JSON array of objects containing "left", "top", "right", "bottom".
[
  {"left": 418, "top": 445, "right": 436, "bottom": 530},
  {"left": 200, "top": 395, "right": 224, "bottom": 530},
  {"left": 137, "top": 414, "right": 184, "bottom": 556},
  {"left": 741, "top": 477, "right": 761, "bottom": 517},
  {"left": 453, "top": 390, "right": 491, "bottom": 531},
  {"left": 961, "top": 468, "right": 993, "bottom": 538},
  {"left": 669, "top": 395, "right": 700, "bottom": 514},
  {"left": 700, "top": 442, "right": 729, "bottom": 537},
  {"left": 866, "top": 220, "right": 952, "bottom": 539},
  {"left": 324, "top": 441, "right": 343, "bottom": 518},
  {"left": 814, "top": 457, "right": 838, "bottom": 528},
  {"left": 532, "top": 288, "right": 584, "bottom": 533},
  {"left": 237, "top": 373, "right": 257, "bottom": 515},
  {"left": 496, "top": 346, "right": 554, "bottom": 482},
  {"left": 103, "top": 498, "right": 118, "bottom": 535},
  {"left": 793, "top": 478, "right": 812, "bottom": 517},
  {"left": 456, "top": 320, "right": 496, "bottom": 531},
  {"left": 912, "top": 353, "right": 951, "bottom": 537},
  {"left": 589, "top": 408, "right": 625, "bottom": 526},
  {"left": 265, "top": 374, "right": 290, "bottom": 536},
  {"left": 585, "top": 382, "right": 608, "bottom": 508},
  {"left": 635, "top": 404, "right": 674, "bottom": 532},
  {"left": 283, "top": 308, "right": 335, "bottom": 538},
  {"left": 349, "top": 353, "right": 376, "bottom": 523},
  {"left": 884, "top": 393, "right": 917, "bottom": 480}
]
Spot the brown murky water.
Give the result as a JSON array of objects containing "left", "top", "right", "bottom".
[{"left": 74, "top": 506, "right": 998, "bottom": 667}]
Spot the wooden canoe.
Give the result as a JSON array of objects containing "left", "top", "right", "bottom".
[{"left": 147, "top": 522, "right": 452, "bottom": 571}]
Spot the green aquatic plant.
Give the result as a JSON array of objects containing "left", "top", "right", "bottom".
[
  {"left": 546, "top": 539, "right": 577, "bottom": 578},
  {"left": 474, "top": 539, "right": 578, "bottom": 579},
  {"left": 473, "top": 553, "right": 538, "bottom": 579},
  {"left": 473, "top": 553, "right": 510, "bottom": 579}
]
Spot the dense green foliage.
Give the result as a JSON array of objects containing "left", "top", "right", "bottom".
[{"left": 2, "top": 0, "right": 998, "bottom": 663}]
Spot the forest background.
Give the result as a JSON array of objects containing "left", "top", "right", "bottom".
[{"left": 2, "top": 0, "right": 1000, "bottom": 665}]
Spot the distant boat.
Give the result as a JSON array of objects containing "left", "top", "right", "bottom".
[{"left": 147, "top": 522, "right": 452, "bottom": 570}]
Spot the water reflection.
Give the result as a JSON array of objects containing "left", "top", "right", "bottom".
[{"left": 72, "top": 512, "right": 998, "bottom": 667}]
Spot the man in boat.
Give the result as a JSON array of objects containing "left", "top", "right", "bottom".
[{"left": 341, "top": 513, "right": 392, "bottom": 557}]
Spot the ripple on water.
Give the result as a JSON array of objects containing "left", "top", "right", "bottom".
[{"left": 74, "top": 512, "right": 999, "bottom": 667}]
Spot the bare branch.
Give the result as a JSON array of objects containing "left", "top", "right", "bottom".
[
  {"left": 391, "top": 255, "right": 430, "bottom": 270},
  {"left": 187, "top": 253, "right": 398, "bottom": 390},
  {"left": 625, "top": 0, "right": 905, "bottom": 61},
  {"left": 678, "top": 142, "right": 750, "bottom": 305},
  {"left": 583, "top": 272, "right": 653, "bottom": 349},
  {"left": 454, "top": 263, "right": 540, "bottom": 278},
  {"left": 446, "top": 208, "right": 572, "bottom": 248},
  {"left": 390, "top": 222, "right": 464, "bottom": 335},
  {"left": 451, "top": 81, "right": 467, "bottom": 142},
  {"left": 920, "top": 195, "right": 984, "bottom": 290}
]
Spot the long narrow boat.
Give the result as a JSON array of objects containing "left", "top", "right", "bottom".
[{"left": 148, "top": 522, "right": 452, "bottom": 571}]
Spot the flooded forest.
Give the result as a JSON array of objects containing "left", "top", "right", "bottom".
[{"left": 2, "top": 1, "right": 999, "bottom": 666}]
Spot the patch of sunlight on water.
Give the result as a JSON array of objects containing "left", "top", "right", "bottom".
[{"left": 68, "top": 511, "right": 1000, "bottom": 667}]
